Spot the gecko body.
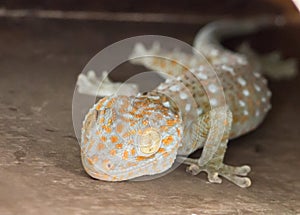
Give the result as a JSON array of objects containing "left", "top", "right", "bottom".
[{"left": 80, "top": 17, "right": 297, "bottom": 187}]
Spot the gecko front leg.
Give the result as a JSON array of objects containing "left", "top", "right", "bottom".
[{"left": 177, "top": 106, "right": 251, "bottom": 188}]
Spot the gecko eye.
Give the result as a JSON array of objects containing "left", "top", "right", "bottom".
[{"left": 137, "top": 128, "right": 162, "bottom": 156}]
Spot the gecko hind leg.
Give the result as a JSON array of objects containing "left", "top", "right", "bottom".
[{"left": 238, "top": 42, "right": 298, "bottom": 80}]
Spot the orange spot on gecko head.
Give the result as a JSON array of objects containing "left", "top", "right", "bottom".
[
  {"left": 97, "top": 143, "right": 105, "bottom": 151},
  {"left": 176, "top": 128, "right": 181, "bottom": 136},
  {"left": 106, "top": 98, "right": 116, "bottom": 108},
  {"left": 162, "top": 136, "right": 174, "bottom": 145},
  {"left": 116, "top": 123, "right": 124, "bottom": 133},
  {"left": 142, "top": 120, "right": 148, "bottom": 126},
  {"left": 87, "top": 155, "right": 99, "bottom": 165},
  {"left": 95, "top": 97, "right": 107, "bottom": 110},
  {"left": 136, "top": 154, "right": 155, "bottom": 161},
  {"left": 157, "top": 148, "right": 165, "bottom": 153},
  {"left": 102, "top": 125, "right": 112, "bottom": 133},
  {"left": 163, "top": 152, "right": 169, "bottom": 158},
  {"left": 111, "top": 136, "right": 118, "bottom": 143},
  {"left": 122, "top": 150, "right": 128, "bottom": 160},
  {"left": 159, "top": 125, "right": 169, "bottom": 131},
  {"left": 116, "top": 143, "right": 123, "bottom": 149},
  {"left": 110, "top": 149, "right": 116, "bottom": 156},
  {"left": 87, "top": 139, "right": 95, "bottom": 151},
  {"left": 167, "top": 119, "right": 177, "bottom": 126}
]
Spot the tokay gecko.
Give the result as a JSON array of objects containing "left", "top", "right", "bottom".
[{"left": 78, "top": 17, "right": 297, "bottom": 188}]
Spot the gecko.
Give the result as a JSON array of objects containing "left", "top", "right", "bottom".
[{"left": 79, "top": 17, "right": 297, "bottom": 188}]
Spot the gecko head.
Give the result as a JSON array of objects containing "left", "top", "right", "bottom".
[{"left": 80, "top": 94, "right": 183, "bottom": 181}]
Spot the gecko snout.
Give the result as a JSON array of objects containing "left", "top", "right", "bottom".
[{"left": 81, "top": 94, "right": 183, "bottom": 181}]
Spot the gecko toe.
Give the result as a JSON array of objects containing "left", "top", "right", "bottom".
[
  {"left": 186, "top": 164, "right": 201, "bottom": 175},
  {"left": 237, "top": 165, "right": 251, "bottom": 176},
  {"left": 207, "top": 172, "right": 222, "bottom": 184},
  {"left": 224, "top": 175, "right": 252, "bottom": 188}
]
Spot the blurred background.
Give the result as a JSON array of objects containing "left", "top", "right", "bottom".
[
  {"left": 1, "top": 0, "right": 299, "bottom": 16},
  {"left": 0, "top": 1, "right": 299, "bottom": 215}
]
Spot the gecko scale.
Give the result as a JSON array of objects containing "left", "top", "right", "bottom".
[{"left": 79, "top": 17, "right": 297, "bottom": 188}]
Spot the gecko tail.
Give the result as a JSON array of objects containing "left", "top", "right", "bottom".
[
  {"left": 194, "top": 15, "right": 298, "bottom": 80},
  {"left": 238, "top": 43, "right": 298, "bottom": 80},
  {"left": 193, "top": 16, "right": 288, "bottom": 60}
]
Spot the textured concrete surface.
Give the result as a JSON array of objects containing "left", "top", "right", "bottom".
[{"left": 0, "top": 18, "right": 299, "bottom": 214}]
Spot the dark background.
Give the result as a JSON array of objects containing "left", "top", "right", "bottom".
[{"left": 0, "top": 0, "right": 298, "bottom": 15}]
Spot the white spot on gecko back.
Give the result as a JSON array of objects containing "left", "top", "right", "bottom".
[
  {"left": 255, "top": 110, "right": 260, "bottom": 117},
  {"left": 210, "top": 49, "right": 219, "bottom": 57},
  {"left": 237, "top": 57, "right": 248, "bottom": 65},
  {"left": 197, "top": 72, "right": 208, "bottom": 80},
  {"left": 208, "top": 84, "right": 218, "bottom": 93},
  {"left": 197, "top": 108, "right": 203, "bottom": 115},
  {"left": 210, "top": 98, "right": 218, "bottom": 106},
  {"left": 243, "top": 89, "right": 250, "bottom": 97},
  {"left": 150, "top": 95, "right": 160, "bottom": 100},
  {"left": 170, "top": 85, "right": 180, "bottom": 92},
  {"left": 239, "top": 100, "right": 246, "bottom": 107},
  {"left": 221, "top": 65, "right": 235, "bottom": 75},
  {"left": 185, "top": 104, "right": 191, "bottom": 112},
  {"left": 157, "top": 85, "right": 165, "bottom": 90},
  {"left": 163, "top": 101, "right": 170, "bottom": 108},
  {"left": 179, "top": 92, "right": 188, "bottom": 100},
  {"left": 237, "top": 77, "right": 247, "bottom": 86},
  {"left": 254, "top": 72, "right": 261, "bottom": 78},
  {"left": 165, "top": 79, "right": 172, "bottom": 84},
  {"left": 254, "top": 84, "right": 261, "bottom": 92},
  {"left": 198, "top": 65, "right": 204, "bottom": 71}
]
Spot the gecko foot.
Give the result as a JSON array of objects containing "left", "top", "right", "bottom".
[{"left": 183, "top": 159, "right": 251, "bottom": 188}]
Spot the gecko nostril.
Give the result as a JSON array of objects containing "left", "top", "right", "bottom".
[{"left": 102, "top": 159, "right": 114, "bottom": 171}]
